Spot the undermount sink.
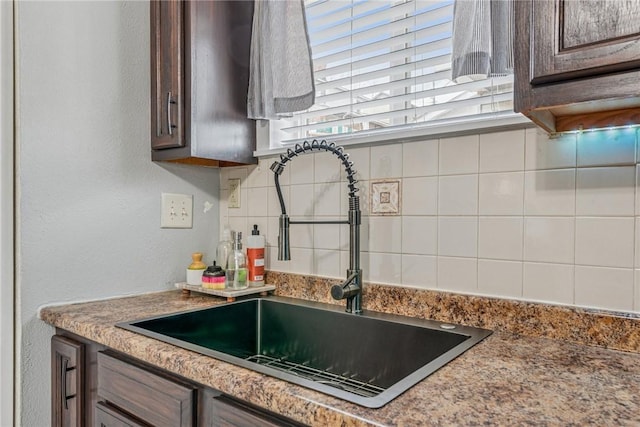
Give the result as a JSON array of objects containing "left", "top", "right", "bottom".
[{"left": 117, "top": 296, "right": 491, "bottom": 408}]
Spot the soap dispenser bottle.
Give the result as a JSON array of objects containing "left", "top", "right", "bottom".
[
  {"left": 246, "top": 224, "right": 265, "bottom": 287},
  {"left": 226, "top": 231, "right": 248, "bottom": 290}
]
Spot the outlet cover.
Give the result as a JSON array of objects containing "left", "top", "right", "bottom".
[
  {"left": 161, "top": 193, "right": 193, "bottom": 228},
  {"left": 228, "top": 178, "right": 241, "bottom": 208}
]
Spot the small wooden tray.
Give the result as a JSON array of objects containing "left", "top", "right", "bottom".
[{"left": 175, "top": 282, "right": 276, "bottom": 302}]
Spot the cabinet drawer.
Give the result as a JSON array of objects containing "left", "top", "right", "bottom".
[
  {"left": 95, "top": 402, "right": 146, "bottom": 427},
  {"left": 211, "top": 396, "right": 303, "bottom": 427},
  {"left": 97, "top": 351, "right": 195, "bottom": 427}
]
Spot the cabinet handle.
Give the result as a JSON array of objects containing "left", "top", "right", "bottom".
[
  {"left": 166, "top": 91, "right": 177, "bottom": 136},
  {"left": 61, "top": 358, "right": 76, "bottom": 410}
]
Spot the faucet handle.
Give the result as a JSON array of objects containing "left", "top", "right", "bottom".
[{"left": 331, "top": 283, "right": 359, "bottom": 300}]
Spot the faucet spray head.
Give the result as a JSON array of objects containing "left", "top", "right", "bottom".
[{"left": 278, "top": 214, "right": 291, "bottom": 261}]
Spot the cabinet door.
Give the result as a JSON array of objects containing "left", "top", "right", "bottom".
[
  {"left": 530, "top": 0, "right": 640, "bottom": 85},
  {"left": 97, "top": 351, "right": 195, "bottom": 427},
  {"left": 94, "top": 402, "right": 147, "bottom": 427},
  {"left": 211, "top": 396, "right": 303, "bottom": 427},
  {"left": 150, "top": 0, "right": 184, "bottom": 150},
  {"left": 51, "top": 335, "right": 85, "bottom": 427}
]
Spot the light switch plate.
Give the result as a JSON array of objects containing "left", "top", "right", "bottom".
[{"left": 161, "top": 193, "right": 193, "bottom": 228}]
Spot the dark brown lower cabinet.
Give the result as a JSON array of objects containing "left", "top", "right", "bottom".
[
  {"left": 211, "top": 396, "right": 302, "bottom": 427},
  {"left": 94, "top": 402, "right": 146, "bottom": 427},
  {"left": 52, "top": 332, "right": 304, "bottom": 427},
  {"left": 97, "top": 351, "right": 195, "bottom": 426},
  {"left": 51, "top": 335, "right": 85, "bottom": 427}
]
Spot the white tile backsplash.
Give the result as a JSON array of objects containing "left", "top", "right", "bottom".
[
  {"left": 402, "top": 216, "right": 437, "bottom": 255},
  {"left": 222, "top": 127, "right": 640, "bottom": 314},
  {"left": 479, "top": 130, "right": 525, "bottom": 173},
  {"left": 403, "top": 139, "right": 438, "bottom": 177},
  {"left": 635, "top": 270, "right": 640, "bottom": 311},
  {"left": 438, "top": 174, "right": 478, "bottom": 215},
  {"left": 438, "top": 217, "right": 478, "bottom": 258},
  {"left": 636, "top": 217, "right": 640, "bottom": 268},
  {"left": 575, "top": 266, "right": 634, "bottom": 311},
  {"left": 402, "top": 254, "right": 437, "bottom": 288},
  {"left": 439, "top": 135, "right": 479, "bottom": 175},
  {"left": 368, "top": 216, "right": 402, "bottom": 253},
  {"left": 267, "top": 246, "right": 290, "bottom": 273},
  {"left": 313, "top": 223, "right": 341, "bottom": 250},
  {"left": 246, "top": 187, "right": 268, "bottom": 217},
  {"left": 524, "top": 169, "right": 576, "bottom": 216},
  {"left": 575, "top": 217, "right": 634, "bottom": 268},
  {"left": 246, "top": 158, "right": 272, "bottom": 188},
  {"left": 577, "top": 127, "right": 636, "bottom": 167},
  {"left": 636, "top": 165, "right": 640, "bottom": 215},
  {"left": 290, "top": 184, "right": 314, "bottom": 217},
  {"left": 403, "top": 177, "right": 438, "bottom": 215},
  {"left": 289, "top": 153, "right": 314, "bottom": 184},
  {"left": 524, "top": 217, "right": 575, "bottom": 264},
  {"left": 342, "top": 146, "right": 370, "bottom": 181},
  {"left": 314, "top": 152, "right": 342, "bottom": 183},
  {"left": 478, "top": 217, "right": 523, "bottom": 261},
  {"left": 478, "top": 172, "right": 524, "bottom": 215},
  {"left": 289, "top": 248, "right": 314, "bottom": 275},
  {"left": 478, "top": 259, "right": 522, "bottom": 298},
  {"left": 525, "top": 128, "right": 576, "bottom": 170},
  {"left": 576, "top": 166, "right": 635, "bottom": 216},
  {"left": 314, "top": 249, "right": 341, "bottom": 278},
  {"left": 289, "top": 222, "right": 314, "bottom": 249},
  {"left": 314, "top": 182, "right": 342, "bottom": 216},
  {"left": 371, "top": 144, "right": 403, "bottom": 179},
  {"left": 438, "top": 256, "right": 477, "bottom": 293},
  {"left": 523, "top": 262, "right": 574, "bottom": 304},
  {"left": 368, "top": 252, "right": 402, "bottom": 284}
]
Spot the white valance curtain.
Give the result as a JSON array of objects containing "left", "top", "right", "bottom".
[
  {"left": 451, "top": 0, "right": 514, "bottom": 81},
  {"left": 247, "top": 0, "right": 316, "bottom": 120}
]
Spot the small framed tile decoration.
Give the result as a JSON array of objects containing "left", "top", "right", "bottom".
[{"left": 371, "top": 179, "right": 401, "bottom": 215}]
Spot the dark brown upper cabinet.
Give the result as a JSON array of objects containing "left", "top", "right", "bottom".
[
  {"left": 514, "top": 0, "right": 640, "bottom": 133},
  {"left": 151, "top": 0, "right": 257, "bottom": 166}
]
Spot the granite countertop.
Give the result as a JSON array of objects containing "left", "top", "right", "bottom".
[{"left": 40, "top": 290, "right": 640, "bottom": 426}]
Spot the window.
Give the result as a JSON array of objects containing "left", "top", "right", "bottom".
[{"left": 269, "top": 0, "right": 519, "bottom": 148}]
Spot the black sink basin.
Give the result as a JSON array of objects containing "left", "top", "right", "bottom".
[{"left": 118, "top": 297, "right": 491, "bottom": 408}]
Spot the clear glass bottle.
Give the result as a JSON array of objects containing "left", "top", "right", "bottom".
[
  {"left": 216, "top": 227, "right": 233, "bottom": 270},
  {"left": 225, "top": 231, "right": 248, "bottom": 290}
]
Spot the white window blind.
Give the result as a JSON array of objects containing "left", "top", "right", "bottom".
[{"left": 273, "top": 0, "right": 514, "bottom": 146}]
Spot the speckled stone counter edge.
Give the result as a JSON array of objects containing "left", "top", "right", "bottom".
[
  {"left": 266, "top": 271, "right": 640, "bottom": 353},
  {"left": 39, "top": 280, "right": 640, "bottom": 426}
]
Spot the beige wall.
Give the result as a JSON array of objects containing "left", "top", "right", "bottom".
[
  {"left": 0, "top": 1, "right": 14, "bottom": 426},
  {"left": 16, "top": 2, "right": 220, "bottom": 424},
  {"left": 221, "top": 126, "right": 640, "bottom": 314}
]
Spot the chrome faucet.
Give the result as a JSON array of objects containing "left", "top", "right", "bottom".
[{"left": 270, "top": 140, "right": 362, "bottom": 314}]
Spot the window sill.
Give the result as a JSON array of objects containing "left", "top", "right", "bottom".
[{"left": 254, "top": 112, "right": 535, "bottom": 158}]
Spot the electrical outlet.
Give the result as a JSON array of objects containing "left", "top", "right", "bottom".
[
  {"left": 228, "top": 178, "right": 241, "bottom": 208},
  {"left": 161, "top": 193, "right": 193, "bottom": 228}
]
